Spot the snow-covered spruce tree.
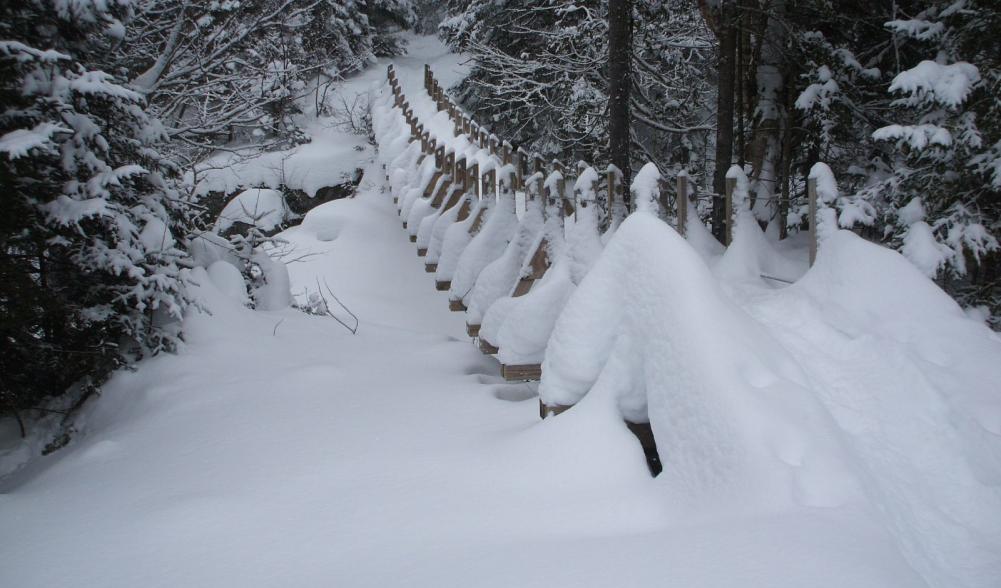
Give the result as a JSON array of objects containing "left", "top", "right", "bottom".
[
  {"left": 0, "top": 1, "right": 191, "bottom": 433},
  {"left": 790, "top": 0, "right": 999, "bottom": 323},
  {"left": 875, "top": 1, "right": 999, "bottom": 320}
]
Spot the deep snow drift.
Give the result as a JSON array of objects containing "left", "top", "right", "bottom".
[{"left": 541, "top": 211, "right": 1001, "bottom": 588}]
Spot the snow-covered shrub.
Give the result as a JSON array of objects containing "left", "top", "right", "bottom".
[{"left": 0, "top": 1, "right": 191, "bottom": 431}]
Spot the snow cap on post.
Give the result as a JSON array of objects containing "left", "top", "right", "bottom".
[
  {"left": 725, "top": 165, "right": 750, "bottom": 210},
  {"left": 573, "top": 165, "right": 600, "bottom": 208},
  {"left": 544, "top": 169, "right": 564, "bottom": 206},
  {"left": 497, "top": 163, "right": 517, "bottom": 195},
  {"left": 808, "top": 162, "right": 839, "bottom": 236},
  {"left": 807, "top": 162, "right": 840, "bottom": 265},
  {"left": 631, "top": 162, "right": 662, "bottom": 215}
]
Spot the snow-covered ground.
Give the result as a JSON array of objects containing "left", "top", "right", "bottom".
[{"left": 2, "top": 36, "right": 999, "bottom": 588}]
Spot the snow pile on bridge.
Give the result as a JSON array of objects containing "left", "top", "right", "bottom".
[{"left": 541, "top": 209, "right": 1001, "bottom": 588}]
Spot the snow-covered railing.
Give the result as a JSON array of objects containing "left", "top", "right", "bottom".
[
  {"left": 382, "top": 65, "right": 825, "bottom": 387},
  {"left": 424, "top": 66, "right": 822, "bottom": 258}
]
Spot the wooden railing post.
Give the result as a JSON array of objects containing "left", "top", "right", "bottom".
[
  {"left": 677, "top": 171, "right": 689, "bottom": 237},
  {"left": 470, "top": 162, "right": 480, "bottom": 199},
  {"left": 456, "top": 156, "right": 466, "bottom": 193},
  {"left": 553, "top": 161, "right": 569, "bottom": 218},
  {"left": 606, "top": 164, "right": 621, "bottom": 222},
  {"left": 808, "top": 176, "right": 818, "bottom": 266},
  {"left": 725, "top": 176, "right": 736, "bottom": 245}
]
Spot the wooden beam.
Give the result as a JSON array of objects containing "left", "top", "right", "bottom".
[
  {"left": 725, "top": 176, "right": 736, "bottom": 245},
  {"left": 502, "top": 364, "right": 542, "bottom": 382},
  {"left": 808, "top": 176, "right": 818, "bottom": 266},
  {"left": 478, "top": 338, "right": 498, "bottom": 355},
  {"left": 677, "top": 172, "right": 689, "bottom": 237}
]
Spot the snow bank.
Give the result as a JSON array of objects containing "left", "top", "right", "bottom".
[
  {"left": 540, "top": 206, "right": 1001, "bottom": 588},
  {"left": 215, "top": 188, "right": 289, "bottom": 233},
  {"left": 541, "top": 213, "right": 857, "bottom": 512},
  {"left": 190, "top": 133, "right": 369, "bottom": 199},
  {"left": 782, "top": 229, "right": 1001, "bottom": 588}
]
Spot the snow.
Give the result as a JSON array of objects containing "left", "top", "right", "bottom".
[
  {"left": 541, "top": 208, "right": 1001, "bottom": 588},
  {"left": 189, "top": 132, "right": 369, "bottom": 199},
  {"left": 188, "top": 231, "right": 238, "bottom": 268},
  {"left": 206, "top": 259, "right": 249, "bottom": 306},
  {"left": 215, "top": 188, "right": 288, "bottom": 233},
  {"left": 450, "top": 166, "right": 519, "bottom": 306},
  {"left": 630, "top": 162, "right": 661, "bottom": 215},
  {"left": 139, "top": 216, "right": 176, "bottom": 252},
  {"left": 0, "top": 122, "right": 66, "bottom": 158},
  {"left": 887, "top": 59, "right": 980, "bottom": 107},
  {"left": 3, "top": 34, "right": 1000, "bottom": 588},
  {"left": 465, "top": 182, "right": 545, "bottom": 324}
]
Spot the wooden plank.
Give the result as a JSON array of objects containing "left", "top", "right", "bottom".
[
  {"left": 725, "top": 176, "right": 736, "bottom": 246},
  {"left": 478, "top": 338, "right": 498, "bottom": 355},
  {"left": 502, "top": 363, "right": 542, "bottom": 382},
  {"left": 468, "top": 206, "right": 487, "bottom": 234},
  {"left": 512, "top": 238, "right": 549, "bottom": 297},
  {"left": 423, "top": 171, "right": 442, "bottom": 197},
  {"left": 677, "top": 172, "right": 689, "bottom": 237},
  {"left": 511, "top": 278, "right": 533, "bottom": 297},
  {"left": 539, "top": 401, "right": 572, "bottom": 419},
  {"left": 625, "top": 421, "right": 662, "bottom": 476},
  {"left": 466, "top": 323, "right": 480, "bottom": 337},
  {"left": 425, "top": 263, "right": 437, "bottom": 273},
  {"left": 456, "top": 198, "right": 472, "bottom": 222},
  {"left": 448, "top": 298, "right": 467, "bottom": 312},
  {"left": 417, "top": 248, "right": 427, "bottom": 257},
  {"left": 808, "top": 176, "right": 818, "bottom": 266},
  {"left": 409, "top": 235, "right": 417, "bottom": 243},
  {"left": 430, "top": 177, "right": 452, "bottom": 208},
  {"left": 435, "top": 280, "right": 450, "bottom": 291}
]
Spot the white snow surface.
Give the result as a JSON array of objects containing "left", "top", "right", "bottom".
[
  {"left": 215, "top": 188, "right": 289, "bottom": 233},
  {"left": 3, "top": 35, "right": 1000, "bottom": 588}
]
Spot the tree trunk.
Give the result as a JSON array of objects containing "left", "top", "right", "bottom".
[
  {"left": 712, "top": 0, "right": 737, "bottom": 242},
  {"left": 608, "top": 0, "right": 632, "bottom": 204}
]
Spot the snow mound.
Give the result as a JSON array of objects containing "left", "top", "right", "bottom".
[
  {"left": 542, "top": 213, "right": 857, "bottom": 510},
  {"left": 190, "top": 135, "right": 368, "bottom": 199},
  {"left": 215, "top": 188, "right": 289, "bottom": 233},
  {"left": 541, "top": 209, "right": 1001, "bottom": 588}
]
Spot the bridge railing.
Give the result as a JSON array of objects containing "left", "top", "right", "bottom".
[
  {"left": 383, "top": 64, "right": 825, "bottom": 373},
  {"left": 419, "top": 64, "right": 822, "bottom": 258}
]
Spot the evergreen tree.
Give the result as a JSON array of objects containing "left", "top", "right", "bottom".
[{"left": 0, "top": 0, "right": 191, "bottom": 432}]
